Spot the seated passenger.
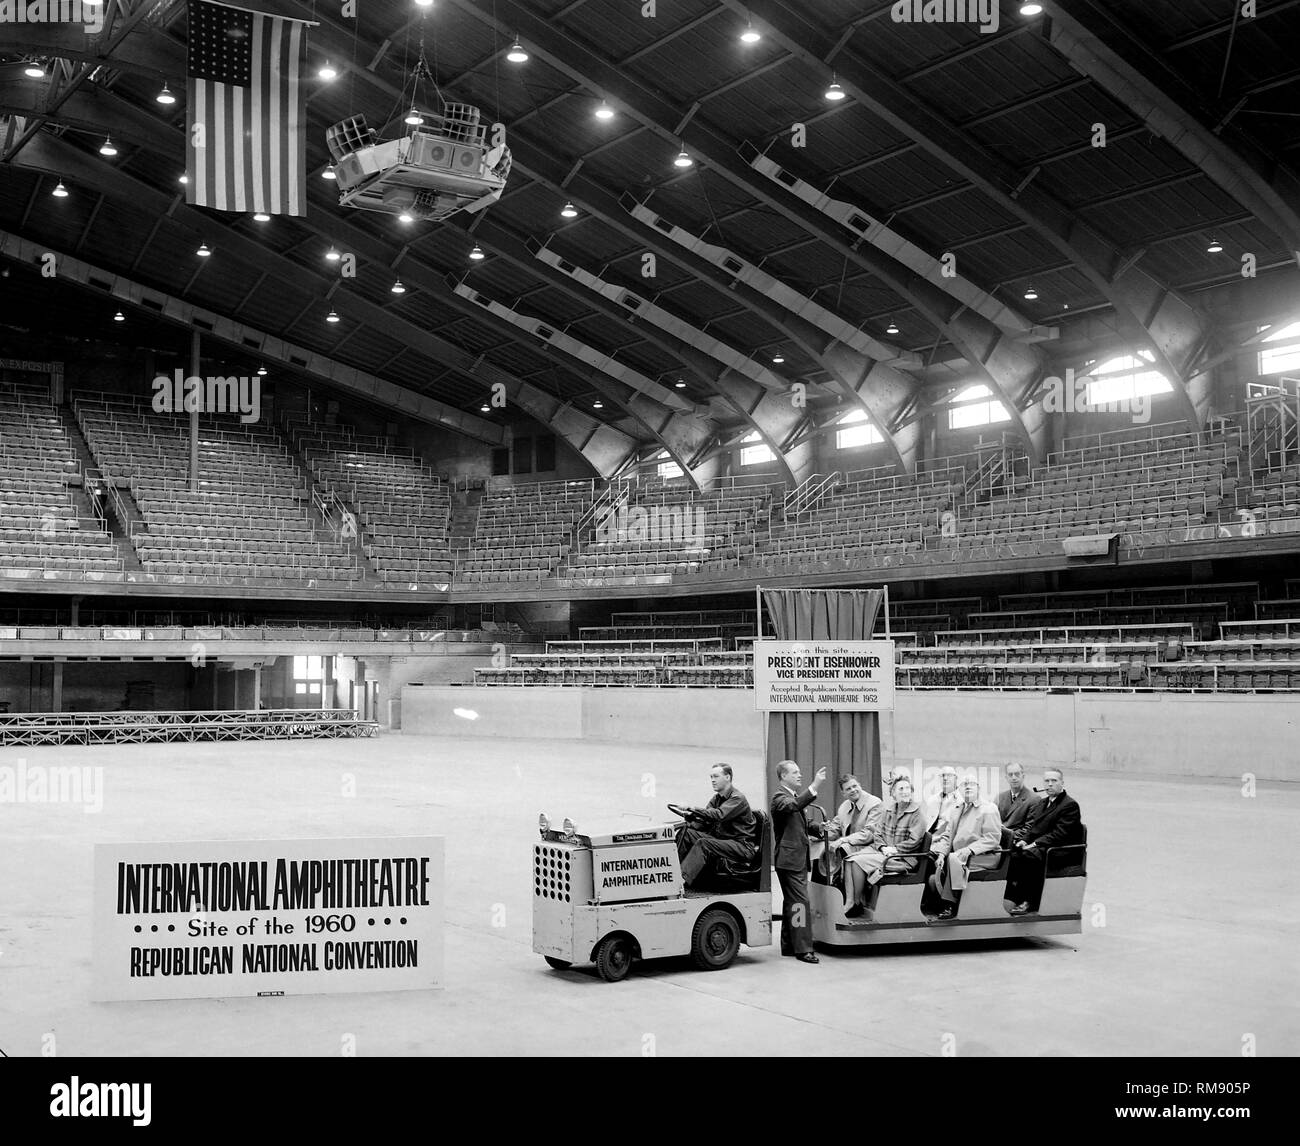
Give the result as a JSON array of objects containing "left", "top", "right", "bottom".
[
  {"left": 925, "top": 765, "right": 962, "bottom": 834},
  {"left": 924, "top": 777, "right": 1002, "bottom": 919},
  {"left": 874, "top": 778, "right": 928, "bottom": 877},
  {"left": 823, "top": 775, "right": 883, "bottom": 910},
  {"left": 841, "top": 776, "right": 928, "bottom": 918},
  {"left": 1007, "top": 768, "right": 1083, "bottom": 915},
  {"left": 675, "top": 763, "right": 756, "bottom": 887},
  {"left": 996, "top": 763, "right": 1042, "bottom": 831}
]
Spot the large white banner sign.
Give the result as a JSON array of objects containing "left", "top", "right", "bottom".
[
  {"left": 93, "top": 836, "right": 443, "bottom": 1001},
  {"left": 754, "top": 640, "right": 896, "bottom": 712}
]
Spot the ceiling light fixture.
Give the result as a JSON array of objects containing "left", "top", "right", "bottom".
[
  {"left": 156, "top": 82, "right": 176, "bottom": 105},
  {"left": 178, "top": 173, "right": 189, "bottom": 185},
  {"left": 595, "top": 100, "right": 615, "bottom": 121},
  {"left": 326, "top": 309, "right": 340, "bottom": 323},
  {"left": 1206, "top": 239, "right": 1224, "bottom": 253},
  {"left": 321, "top": 166, "right": 337, "bottom": 180},
  {"left": 415, "top": 0, "right": 434, "bottom": 8},
  {"left": 391, "top": 280, "right": 406, "bottom": 294},
  {"left": 113, "top": 311, "right": 125, "bottom": 322},
  {"left": 196, "top": 243, "right": 211, "bottom": 257},
  {"left": 318, "top": 60, "right": 338, "bottom": 81},
  {"left": 741, "top": 23, "right": 761, "bottom": 44},
  {"left": 592, "top": 400, "right": 603, "bottom": 409},
  {"left": 1019, "top": 2, "right": 1044, "bottom": 14},
  {"left": 506, "top": 39, "right": 528, "bottom": 63},
  {"left": 469, "top": 244, "right": 485, "bottom": 260},
  {"left": 398, "top": 211, "right": 414, "bottom": 224},
  {"left": 480, "top": 404, "right": 490, "bottom": 412},
  {"left": 1024, "top": 286, "right": 1038, "bottom": 301},
  {"left": 560, "top": 201, "right": 578, "bottom": 218},
  {"left": 674, "top": 148, "right": 693, "bottom": 168},
  {"left": 886, "top": 320, "right": 899, "bottom": 335},
  {"left": 772, "top": 353, "right": 785, "bottom": 364},
  {"left": 404, "top": 107, "right": 424, "bottom": 126},
  {"left": 325, "top": 246, "right": 341, "bottom": 262},
  {"left": 99, "top": 136, "right": 118, "bottom": 157},
  {"left": 51, "top": 180, "right": 69, "bottom": 198},
  {"left": 24, "top": 61, "right": 46, "bottom": 79},
  {"left": 256, "top": 365, "right": 268, "bottom": 376},
  {"left": 252, "top": 212, "right": 270, "bottom": 222},
  {"left": 674, "top": 380, "right": 686, "bottom": 388},
  {"left": 824, "top": 76, "right": 846, "bottom": 101}
]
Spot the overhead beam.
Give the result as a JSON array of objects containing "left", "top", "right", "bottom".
[
  {"left": 262, "top": 0, "right": 922, "bottom": 476},
  {"left": 1045, "top": 0, "right": 1300, "bottom": 265},
  {"left": 0, "top": 87, "right": 687, "bottom": 475},
  {"left": 713, "top": 0, "right": 1220, "bottom": 433},
  {"left": 466, "top": 219, "right": 820, "bottom": 485},
  {"left": 2, "top": 0, "right": 163, "bottom": 163},
  {"left": 446, "top": 0, "right": 1051, "bottom": 462},
  {"left": 4, "top": 129, "right": 640, "bottom": 475},
  {"left": 0, "top": 228, "right": 504, "bottom": 444},
  {"left": 449, "top": 281, "right": 719, "bottom": 489}
]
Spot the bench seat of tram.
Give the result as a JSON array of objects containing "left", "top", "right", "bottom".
[
  {"left": 871, "top": 831, "right": 933, "bottom": 886},
  {"left": 1044, "top": 825, "right": 1088, "bottom": 879},
  {"left": 967, "top": 828, "right": 1016, "bottom": 882}
]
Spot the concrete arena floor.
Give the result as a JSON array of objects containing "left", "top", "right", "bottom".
[{"left": 0, "top": 734, "right": 1296, "bottom": 1058}]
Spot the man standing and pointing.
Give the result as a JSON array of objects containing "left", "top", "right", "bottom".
[{"left": 771, "top": 759, "right": 827, "bottom": 964}]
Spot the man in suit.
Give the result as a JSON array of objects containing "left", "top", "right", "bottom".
[
  {"left": 926, "top": 765, "right": 962, "bottom": 834},
  {"left": 1007, "top": 767, "right": 1083, "bottom": 915},
  {"left": 996, "top": 764, "right": 1041, "bottom": 831},
  {"left": 826, "top": 774, "right": 889, "bottom": 904},
  {"left": 771, "top": 759, "right": 827, "bottom": 964},
  {"left": 925, "top": 776, "right": 1002, "bottom": 919},
  {"left": 676, "top": 763, "right": 756, "bottom": 887}
]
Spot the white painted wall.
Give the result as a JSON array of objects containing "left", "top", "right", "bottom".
[{"left": 402, "top": 686, "right": 1300, "bottom": 781}]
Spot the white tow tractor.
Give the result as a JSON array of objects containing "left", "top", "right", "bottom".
[{"left": 532, "top": 810, "right": 773, "bottom": 982}]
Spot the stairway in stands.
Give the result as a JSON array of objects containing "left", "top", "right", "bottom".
[
  {"left": 60, "top": 408, "right": 143, "bottom": 572},
  {"left": 448, "top": 486, "right": 483, "bottom": 579}
]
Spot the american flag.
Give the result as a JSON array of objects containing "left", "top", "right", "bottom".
[{"left": 185, "top": 0, "right": 307, "bottom": 216}]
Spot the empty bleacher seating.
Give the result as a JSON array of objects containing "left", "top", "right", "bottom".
[
  {"left": 561, "top": 477, "right": 773, "bottom": 579},
  {"left": 76, "top": 393, "right": 359, "bottom": 582},
  {"left": 0, "top": 382, "right": 125, "bottom": 582},
  {"left": 460, "top": 480, "right": 595, "bottom": 583},
  {"left": 756, "top": 465, "right": 960, "bottom": 568},
  {"left": 283, "top": 417, "right": 452, "bottom": 584}
]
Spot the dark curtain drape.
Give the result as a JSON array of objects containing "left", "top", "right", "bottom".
[{"left": 763, "top": 588, "right": 884, "bottom": 821}]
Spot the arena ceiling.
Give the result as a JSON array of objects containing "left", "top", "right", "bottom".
[{"left": 1, "top": 0, "right": 1299, "bottom": 482}]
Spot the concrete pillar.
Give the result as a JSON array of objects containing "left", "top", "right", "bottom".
[
  {"left": 51, "top": 662, "right": 63, "bottom": 713},
  {"left": 253, "top": 664, "right": 262, "bottom": 711},
  {"left": 69, "top": 597, "right": 81, "bottom": 626},
  {"left": 364, "top": 656, "right": 396, "bottom": 730}
]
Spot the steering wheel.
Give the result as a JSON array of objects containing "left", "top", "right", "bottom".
[{"left": 666, "top": 803, "right": 694, "bottom": 819}]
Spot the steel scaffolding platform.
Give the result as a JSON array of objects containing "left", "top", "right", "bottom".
[{"left": 0, "top": 709, "right": 378, "bottom": 747}]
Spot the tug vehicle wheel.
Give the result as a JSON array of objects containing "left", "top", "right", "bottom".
[
  {"left": 595, "top": 935, "right": 634, "bottom": 982},
  {"left": 691, "top": 908, "right": 740, "bottom": 971}
]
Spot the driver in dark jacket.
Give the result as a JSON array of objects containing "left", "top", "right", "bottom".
[{"left": 676, "top": 763, "right": 756, "bottom": 886}]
